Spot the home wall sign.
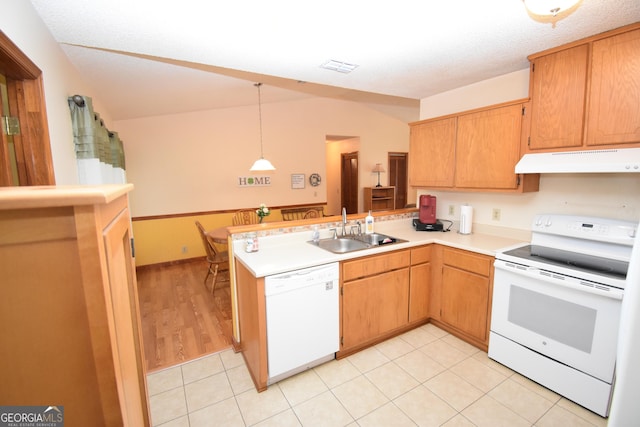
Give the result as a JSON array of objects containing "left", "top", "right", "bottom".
[{"left": 237, "top": 175, "right": 272, "bottom": 187}]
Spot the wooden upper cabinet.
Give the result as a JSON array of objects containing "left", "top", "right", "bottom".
[
  {"left": 409, "top": 100, "right": 538, "bottom": 193},
  {"left": 408, "top": 117, "right": 456, "bottom": 187},
  {"left": 587, "top": 28, "right": 640, "bottom": 146},
  {"left": 455, "top": 104, "right": 524, "bottom": 189},
  {"left": 529, "top": 44, "right": 588, "bottom": 150},
  {"left": 527, "top": 23, "right": 640, "bottom": 152}
]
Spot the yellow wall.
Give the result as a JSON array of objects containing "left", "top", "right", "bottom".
[{"left": 132, "top": 213, "right": 231, "bottom": 266}]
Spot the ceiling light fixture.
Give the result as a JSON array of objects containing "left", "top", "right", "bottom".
[
  {"left": 522, "top": 0, "right": 581, "bottom": 25},
  {"left": 249, "top": 83, "right": 276, "bottom": 172}
]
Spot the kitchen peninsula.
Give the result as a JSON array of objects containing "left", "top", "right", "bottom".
[{"left": 231, "top": 212, "right": 527, "bottom": 392}]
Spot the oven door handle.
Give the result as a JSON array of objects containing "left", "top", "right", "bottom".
[{"left": 494, "top": 260, "right": 624, "bottom": 301}]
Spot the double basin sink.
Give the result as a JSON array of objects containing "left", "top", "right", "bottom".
[{"left": 309, "top": 232, "right": 406, "bottom": 254}]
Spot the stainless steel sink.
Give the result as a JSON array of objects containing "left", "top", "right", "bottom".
[
  {"left": 352, "top": 232, "right": 398, "bottom": 246},
  {"left": 309, "top": 233, "right": 406, "bottom": 254},
  {"left": 314, "top": 238, "right": 370, "bottom": 253}
]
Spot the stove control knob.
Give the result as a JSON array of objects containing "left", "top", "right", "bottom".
[{"left": 630, "top": 228, "right": 637, "bottom": 238}]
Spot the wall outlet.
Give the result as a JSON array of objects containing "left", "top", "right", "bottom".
[
  {"left": 181, "top": 245, "right": 188, "bottom": 254},
  {"left": 492, "top": 208, "right": 501, "bottom": 221},
  {"left": 448, "top": 205, "right": 455, "bottom": 215}
]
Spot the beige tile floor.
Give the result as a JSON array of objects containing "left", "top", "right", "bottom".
[{"left": 146, "top": 324, "right": 608, "bottom": 427}]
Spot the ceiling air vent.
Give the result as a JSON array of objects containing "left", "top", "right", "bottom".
[{"left": 320, "top": 60, "right": 359, "bottom": 74}]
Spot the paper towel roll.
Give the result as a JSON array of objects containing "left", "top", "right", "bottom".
[{"left": 459, "top": 205, "right": 473, "bottom": 234}]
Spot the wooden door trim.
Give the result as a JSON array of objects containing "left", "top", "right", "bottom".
[
  {"left": 0, "top": 31, "right": 55, "bottom": 185},
  {"left": 0, "top": 32, "right": 40, "bottom": 79}
]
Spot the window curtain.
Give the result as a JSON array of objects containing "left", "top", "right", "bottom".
[{"left": 67, "top": 95, "right": 127, "bottom": 184}]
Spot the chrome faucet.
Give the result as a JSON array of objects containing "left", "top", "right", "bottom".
[{"left": 342, "top": 207, "right": 347, "bottom": 236}]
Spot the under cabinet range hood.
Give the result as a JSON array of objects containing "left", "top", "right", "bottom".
[{"left": 515, "top": 148, "right": 640, "bottom": 174}]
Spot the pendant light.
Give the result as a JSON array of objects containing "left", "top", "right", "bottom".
[{"left": 249, "top": 83, "right": 276, "bottom": 171}]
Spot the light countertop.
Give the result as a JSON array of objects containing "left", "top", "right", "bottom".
[
  {"left": 0, "top": 184, "right": 133, "bottom": 209},
  {"left": 233, "top": 218, "right": 528, "bottom": 277}
]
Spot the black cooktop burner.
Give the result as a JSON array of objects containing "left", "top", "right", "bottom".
[{"left": 501, "top": 245, "right": 628, "bottom": 280}]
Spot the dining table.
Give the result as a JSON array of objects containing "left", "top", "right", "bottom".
[{"left": 206, "top": 226, "right": 229, "bottom": 244}]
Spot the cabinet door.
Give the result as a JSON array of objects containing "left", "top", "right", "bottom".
[
  {"left": 455, "top": 104, "right": 523, "bottom": 189},
  {"left": 342, "top": 250, "right": 410, "bottom": 282},
  {"left": 103, "top": 208, "right": 150, "bottom": 426},
  {"left": 529, "top": 44, "right": 588, "bottom": 150},
  {"left": 587, "top": 29, "right": 640, "bottom": 146},
  {"left": 409, "top": 262, "right": 430, "bottom": 323},
  {"left": 409, "top": 118, "right": 456, "bottom": 187},
  {"left": 441, "top": 266, "right": 489, "bottom": 342},
  {"left": 342, "top": 268, "right": 409, "bottom": 350}
]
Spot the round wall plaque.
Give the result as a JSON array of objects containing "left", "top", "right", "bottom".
[{"left": 309, "top": 173, "right": 321, "bottom": 186}]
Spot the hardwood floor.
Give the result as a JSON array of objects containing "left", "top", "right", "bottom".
[{"left": 136, "top": 259, "right": 233, "bottom": 372}]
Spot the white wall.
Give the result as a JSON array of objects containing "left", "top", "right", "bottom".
[
  {"left": 417, "top": 69, "right": 640, "bottom": 230},
  {"left": 1, "top": 2, "right": 114, "bottom": 185},
  {"left": 116, "top": 97, "right": 410, "bottom": 217},
  {"left": 420, "top": 69, "right": 530, "bottom": 120}
]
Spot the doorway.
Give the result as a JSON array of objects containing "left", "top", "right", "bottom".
[
  {"left": 341, "top": 151, "right": 358, "bottom": 214},
  {"left": 388, "top": 152, "right": 408, "bottom": 209}
]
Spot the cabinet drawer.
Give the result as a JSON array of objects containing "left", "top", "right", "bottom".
[
  {"left": 442, "top": 247, "right": 491, "bottom": 276},
  {"left": 411, "top": 245, "right": 431, "bottom": 265},
  {"left": 342, "top": 249, "right": 410, "bottom": 281}
]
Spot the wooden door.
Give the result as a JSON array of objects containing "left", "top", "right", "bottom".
[
  {"left": 341, "top": 151, "right": 358, "bottom": 214},
  {"left": 587, "top": 28, "right": 640, "bottom": 146},
  {"left": 388, "top": 152, "right": 408, "bottom": 208},
  {"left": 341, "top": 268, "right": 409, "bottom": 350},
  {"left": 528, "top": 44, "right": 589, "bottom": 150},
  {"left": 408, "top": 118, "right": 456, "bottom": 187},
  {"left": 455, "top": 104, "right": 523, "bottom": 189}
]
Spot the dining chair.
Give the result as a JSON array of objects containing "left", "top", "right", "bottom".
[
  {"left": 303, "top": 209, "right": 321, "bottom": 219},
  {"left": 195, "top": 221, "right": 229, "bottom": 293},
  {"left": 232, "top": 209, "right": 260, "bottom": 225}
]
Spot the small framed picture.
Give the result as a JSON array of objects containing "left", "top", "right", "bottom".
[{"left": 291, "top": 173, "right": 305, "bottom": 189}]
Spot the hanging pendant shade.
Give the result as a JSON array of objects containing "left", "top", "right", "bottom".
[
  {"left": 250, "top": 158, "right": 276, "bottom": 171},
  {"left": 249, "top": 83, "right": 276, "bottom": 171},
  {"left": 522, "top": 0, "right": 580, "bottom": 16}
]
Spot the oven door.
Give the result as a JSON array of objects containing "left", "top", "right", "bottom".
[{"left": 490, "top": 259, "right": 623, "bottom": 383}]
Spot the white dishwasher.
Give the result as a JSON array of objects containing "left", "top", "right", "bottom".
[{"left": 265, "top": 262, "right": 339, "bottom": 384}]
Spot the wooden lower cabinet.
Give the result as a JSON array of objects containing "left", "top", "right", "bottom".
[
  {"left": 434, "top": 246, "right": 494, "bottom": 351},
  {"left": 340, "top": 250, "right": 411, "bottom": 355},
  {"left": 409, "top": 245, "right": 431, "bottom": 323},
  {"left": 235, "top": 259, "right": 268, "bottom": 392},
  {"left": 0, "top": 185, "right": 149, "bottom": 427},
  {"left": 342, "top": 268, "right": 410, "bottom": 349}
]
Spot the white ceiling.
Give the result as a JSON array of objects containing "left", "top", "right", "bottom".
[{"left": 30, "top": 0, "right": 640, "bottom": 123}]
